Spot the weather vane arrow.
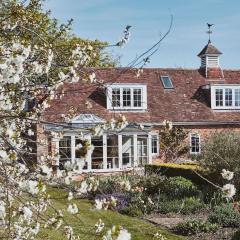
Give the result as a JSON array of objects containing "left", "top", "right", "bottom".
[{"left": 207, "top": 23, "right": 214, "bottom": 43}]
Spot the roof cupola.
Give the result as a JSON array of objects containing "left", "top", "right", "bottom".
[{"left": 198, "top": 23, "right": 224, "bottom": 79}]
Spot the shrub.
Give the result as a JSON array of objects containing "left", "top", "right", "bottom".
[
  {"left": 157, "top": 196, "right": 205, "bottom": 214},
  {"left": 94, "top": 193, "right": 130, "bottom": 211},
  {"left": 138, "top": 174, "right": 166, "bottom": 195},
  {"left": 208, "top": 203, "right": 240, "bottom": 227},
  {"left": 120, "top": 205, "right": 144, "bottom": 217},
  {"left": 232, "top": 229, "right": 240, "bottom": 240},
  {"left": 174, "top": 220, "right": 218, "bottom": 235},
  {"left": 198, "top": 131, "right": 240, "bottom": 187},
  {"left": 145, "top": 163, "right": 206, "bottom": 185},
  {"left": 163, "top": 176, "right": 200, "bottom": 198}
]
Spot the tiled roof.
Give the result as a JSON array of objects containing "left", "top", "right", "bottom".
[
  {"left": 198, "top": 42, "right": 222, "bottom": 56},
  {"left": 42, "top": 68, "right": 240, "bottom": 125}
]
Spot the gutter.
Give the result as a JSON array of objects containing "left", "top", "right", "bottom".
[{"left": 140, "top": 121, "right": 240, "bottom": 127}]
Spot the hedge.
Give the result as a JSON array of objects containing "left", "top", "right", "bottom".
[{"left": 145, "top": 163, "right": 207, "bottom": 185}]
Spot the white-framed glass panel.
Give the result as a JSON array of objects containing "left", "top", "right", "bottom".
[
  {"left": 190, "top": 133, "right": 200, "bottom": 154},
  {"left": 123, "top": 88, "right": 131, "bottom": 107},
  {"left": 235, "top": 89, "right": 240, "bottom": 106},
  {"left": 106, "top": 84, "right": 147, "bottom": 110},
  {"left": 122, "top": 136, "right": 134, "bottom": 168},
  {"left": 215, "top": 89, "right": 223, "bottom": 107},
  {"left": 225, "top": 88, "right": 232, "bottom": 106},
  {"left": 91, "top": 136, "right": 104, "bottom": 169},
  {"left": 107, "top": 135, "right": 119, "bottom": 169},
  {"left": 151, "top": 135, "right": 159, "bottom": 154},
  {"left": 112, "top": 88, "right": 121, "bottom": 107},
  {"left": 133, "top": 88, "right": 142, "bottom": 107},
  {"left": 75, "top": 136, "right": 88, "bottom": 169},
  {"left": 137, "top": 136, "right": 148, "bottom": 166},
  {"left": 211, "top": 85, "right": 240, "bottom": 109},
  {"left": 59, "top": 136, "right": 71, "bottom": 169}
]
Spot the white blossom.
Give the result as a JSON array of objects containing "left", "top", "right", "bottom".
[
  {"left": 95, "top": 199, "right": 104, "bottom": 210},
  {"left": 89, "top": 72, "right": 97, "bottom": 83},
  {"left": 0, "top": 201, "right": 6, "bottom": 220},
  {"left": 95, "top": 219, "right": 104, "bottom": 233},
  {"left": 67, "top": 204, "right": 78, "bottom": 214},
  {"left": 221, "top": 169, "right": 234, "bottom": 181},
  {"left": 103, "top": 226, "right": 131, "bottom": 240},
  {"left": 27, "top": 129, "right": 34, "bottom": 136},
  {"left": 19, "top": 180, "right": 39, "bottom": 195},
  {"left": 41, "top": 165, "right": 52, "bottom": 178},
  {"left": 22, "top": 206, "right": 33, "bottom": 223},
  {"left": 163, "top": 120, "right": 173, "bottom": 130},
  {"left": 222, "top": 184, "right": 236, "bottom": 199},
  {"left": 68, "top": 191, "right": 73, "bottom": 201}
]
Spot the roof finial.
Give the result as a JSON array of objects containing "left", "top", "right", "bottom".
[{"left": 206, "top": 23, "right": 214, "bottom": 43}]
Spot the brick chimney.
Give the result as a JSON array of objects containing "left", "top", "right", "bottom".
[{"left": 198, "top": 40, "right": 224, "bottom": 79}]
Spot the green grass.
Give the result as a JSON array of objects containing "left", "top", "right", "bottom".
[{"left": 37, "top": 187, "right": 184, "bottom": 240}]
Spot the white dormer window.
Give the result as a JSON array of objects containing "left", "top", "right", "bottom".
[
  {"left": 211, "top": 85, "right": 240, "bottom": 110},
  {"left": 106, "top": 84, "right": 147, "bottom": 110}
]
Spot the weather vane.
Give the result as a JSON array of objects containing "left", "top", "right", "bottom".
[{"left": 207, "top": 23, "right": 214, "bottom": 43}]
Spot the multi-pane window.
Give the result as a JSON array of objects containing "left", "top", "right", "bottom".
[
  {"left": 215, "top": 89, "right": 223, "bottom": 107},
  {"left": 112, "top": 88, "right": 120, "bottom": 107},
  {"left": 225, "top": 88, "right": 232, "bottom": 106},
  {"left": 59, "top": 136, "right": 71, "bottom": 160},
  {"left": 212, "top": 86, "right": 240, "bottom": 109},
  {"left": 123, "top": 88, "right": 131, "bottom": 107},
  {"left": 133, "top": 89, "right": 142, "bottom": 107},
  {"left": 190, "top": 134, "right": 200, "bottom": 154},
  {"left": 107, "top": 85, "right": 147, "bottom": 110},
  {"left": 151, "top": 135, "right": 159, "bottom": 154}
]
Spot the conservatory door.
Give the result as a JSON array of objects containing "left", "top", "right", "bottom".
[
  {"left": 137, "top": 136, "right": 148, "bottom": 166},
  {"left": 122, "top": 136, "right": 134, "bottom": 168}
]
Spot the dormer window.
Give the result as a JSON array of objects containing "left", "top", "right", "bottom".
[
  {"left": 211, "top": 85, "right": 240, "bottom": 109},
  {"left": 107, "top": 84, "right": 147, "bottom": 110}
]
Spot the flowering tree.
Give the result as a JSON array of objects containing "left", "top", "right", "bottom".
[
  {"left": 0, "top": 0, "right": 176, "bottom": 238},
  {"left": 0, "top": 0, "right": 128, "bottom": 239},
  {"left": 159, "top": 121, "right": 188, "bottom": 162}
]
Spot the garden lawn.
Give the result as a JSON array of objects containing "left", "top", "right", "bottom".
[{"left": 37, "top": 187, "right": 184, "bottom": 240}]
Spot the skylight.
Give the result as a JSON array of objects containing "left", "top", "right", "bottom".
[{"left": 160, "top": 76, "right": 174, "bottom": 89}]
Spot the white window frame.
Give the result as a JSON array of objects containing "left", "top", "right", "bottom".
[
  {"left": 151, "top": 134, "right": 159, "bottom": 155},
  {"left": 211, "top": 85, "right": 240, "bottom": 110},
  {"left": 106, "top": 84, "right": 147, "bottom": 110},
  {"left": 190, "top": 133, "right": 200, "bottom": 154}
]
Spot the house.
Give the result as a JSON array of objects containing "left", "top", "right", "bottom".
[{"left": 37, "top": 38, "right": 240, "bottom": 173}]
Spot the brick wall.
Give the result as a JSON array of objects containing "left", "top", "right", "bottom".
[{"left": 152, "top": 125, "right": 240, "bottom": 164}]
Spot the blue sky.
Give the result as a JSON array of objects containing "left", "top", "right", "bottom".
[{"left": 43, "top": 0, "right": 240, "bottom": 69}]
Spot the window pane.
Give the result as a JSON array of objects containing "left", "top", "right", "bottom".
[
  {"left": 91, "top": 136, "right": 103, "bottom": 169},
  {"left": 225, "top": 88, "right": 232, "bottom": 106},
  {"left": 151, "top": 136, "right": 158, "bottom": 154},
  {"left": 191, "top": 134, "right": 200, "bottom": 154},
  {"left": 112, "top": 88, "right": 120, "bottom": 107},
  {"left": 123, "top": 88, "right": 131, "bottom": 107},
  {"left": 215, "top": 89, "right": 223, "bottom": 106},
  {"left": 161, "top": 76, "right": 174, "bottom": 89},
  {"left": 235, "top": 89, "right": 240, "bottom": 106},
  {"left": 122, "top": 136, "right": 134, "bottom": 167},
  {"left": 59, "top": 136, "right": 71, "bottom": 159},
  {"left": 137, "top": 136, "right": 148, "bottom": 166},
  {"left": 133, "top": 89, "right": 142, "bottom": 107},
  {"left": 107, "top": 135, "right": 119, "bottom": 169}
]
